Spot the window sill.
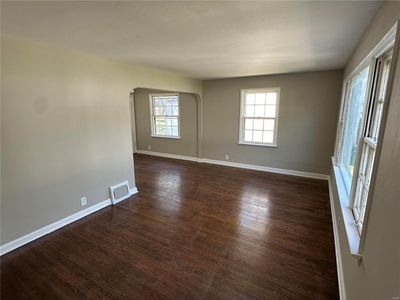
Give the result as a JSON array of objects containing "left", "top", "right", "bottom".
[
  {"left": 237, "top": 141, "right": 277, "bottom": 148},
  {"left": 151, "top": 135, "right": 181, "bottom": 140},
  {"left": 331, "top": 157, "right": 362, "bottom": 259}
]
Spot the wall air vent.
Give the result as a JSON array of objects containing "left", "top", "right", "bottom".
[{"left": 109, "top": 181, "right": 132, "bottom": 205}]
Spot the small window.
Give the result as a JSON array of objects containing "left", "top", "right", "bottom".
[
  {"left": 238, "top": 88, "right": 280, "bottom": 146},
  {"left": 149, "top": 93, "right": 180, "bottom": 138}
]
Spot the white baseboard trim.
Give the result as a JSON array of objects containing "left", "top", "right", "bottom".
[
  {"left": 199, "top": 158, "right": 329, "bottom": 180},
  {"left": 328, "top": 178, "right": 346, "bottom": 300},
  {"left": 136, "top": 150, "right": 198, "bottom": 162},
  {"left": 130, "top": 187, "right": 138, "bottom": 195},
  {"left": 0, "top": 199, "right": 111, "bottom": 256},
  {"left": 0, "top": 187, "right": 139, "bottom": 256},
  {"left": 136, "top": 150, "right": 329, "bottom": 180}
]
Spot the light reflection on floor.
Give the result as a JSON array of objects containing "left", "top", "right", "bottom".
[
  {"left": 238, "top": 186, "right": 270, "bottom": 233},
  {"left": 154, "top": 171, "right": 183, "bottom": 214},
  {"left": 228, "top": 185, "right": 272, "bottom": 266}
]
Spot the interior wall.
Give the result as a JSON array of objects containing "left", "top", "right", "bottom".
[
  {"left": 0, "top": 36, "right": 202, "bottom": 245},
  {"left": 202, "top": 70, "right": 343, "bottom": 174},
  {"left": 345, "top": 2, "right": 400, "bottom": 77},
  {"left": 129, "top": 93, "right": 137, "bottom": 153},
  {"left": 134, "top": 88, "right": 198, "bottom": 157},
  {"left": 330, "top": 2, "right": 400, "bottom": 299}
]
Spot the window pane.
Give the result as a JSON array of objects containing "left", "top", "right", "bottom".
[
  {"left": 353, "top": 181, "right": 364, "bottom": 217},
  {"left": 359, "top": 145, "right": 369, "bottom": 178},
  {"left": 246, "top": 93, "right": 255, "bottom": 105},
  {"left": 240, "top": 89, "right": 280, "bottom": 146},
  {"left": 254, "top": 105, "right": 265, "bottom": 117},
  {"left": 354, "top": 184, "right": 368, "bottom": 225},
  {"left": 339, "top": 66, "right": 370, "bottom": 189},
  {"left": 169, "top": 97, "right": 178, "bottom": 106},
  {"left": 244, "top": 130, "right": 253, "bottom": 142},
  {"left": 245, "top": 105, "right": 255, "bottom": 117},
  {"left": 254, "top": 119, "right": 263, "bottom": 130},
  {"left": 255, "top": 93, "right": 265, "bottom": 105},
  {"left": 263, "top": 131, "right": 274, "bottom": 143},
  {"left": 152, "top": 95, "right": 179, "bottom": 137},
  {"left": 359, "top": 186, "right": 369, "bottom": 223},
  {"left": 365, "top": 147, "right": 375, "bottom": 182},
  {"left": 371, "top": 102, "right": 383, "bottom": 139},
  {"left": 371, "top": 59, "right": 391, "bottom": 139},
  {"left": 154, "top": 97, "right": 165, "bottom": 106},
  {"left": 266, "top": 93, "right": 277, "bottom": 104},
  {"left": 265, "top": 105, "right": 276, "bottom": 118},
  {"left": 164, "top": 106, "right": 173, "bottom": 116},
  {"left": 155, "top": 117, "right": 166, "bottom": 126},
  {"left": 156, "top": 126, "right": 166, "bottom": 135},
  {"left": 154, "top": 106, "right": 164, "bottom": 115},
  {"left": 171, "top": 127, "right": 178, "bottom": 136},
  {"left": 353, "top": 144, "right": 375, "bottom": 225},
  {"left": 253, "top": 131, "right": 263, "bottom": 142},
  {"left": 154, "top": 98, "right": 161, "bottom": 106},
  {"left": 263, "top": 119, "right": 274, "bottom": 131},
  {"left": 244, "top": 119, "right": 253, "bottom": 130}
]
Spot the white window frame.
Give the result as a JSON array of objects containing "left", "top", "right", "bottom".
[
  {"left": 336, "top": 64, "right": 374, "bottom": 196},
  {"left": 351, "top": 50, "right": 392, "bottom": 233},
  {"left": 238, "top": 87, "right": 280, "bottom": 147},
  {"left": 332, "top": 23, "right": 398, "bottom": 258},
  {"left": 149, "top": 93, "right": 180, "bottom": 139}
]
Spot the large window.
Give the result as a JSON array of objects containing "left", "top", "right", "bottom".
[
  {"left": 337, "top": 66, "right": 371, "bottom": 192},
  {"left": 238, "top": 88, "right": 280, "bottom": 146},
  {"left": 149, "top": 93, "right": 180, "bottom": 138},
  {"left": 351, "top": 51, "right": 392, "bottom": 232},
  {"left": 336, "top": 49, "right": 393, "bottom": 234}
]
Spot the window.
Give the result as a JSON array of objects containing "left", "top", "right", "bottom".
[
  {"left": 351, "top": 51, "right": 392, "bottom": 232},
  {"left": 336, "top": 49, "right": 393, "bottom": 234},
  {"left": 337, "top": 66, "right": 371, "bottom": 193},
  {"left": 239, "top": 88, "right": 280, "bottom": 146},
  {"left": 149, "top": 93, "right": 180, "bottom": 138}
]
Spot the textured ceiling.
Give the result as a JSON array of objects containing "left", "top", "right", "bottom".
[{"left": 1, "top": 1, "right": 382, "bottom": 79}]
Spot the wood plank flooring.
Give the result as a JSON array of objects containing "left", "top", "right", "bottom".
[{"left": 1, "top": 154, "right": 339, "bottom": 299}]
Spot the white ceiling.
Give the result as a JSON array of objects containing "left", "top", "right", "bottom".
[{"left": 1, "top": 1, "right": 382, "bottom": 79}]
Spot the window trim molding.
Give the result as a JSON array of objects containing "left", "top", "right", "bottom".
[
  {"left": 332, "top": 21, "right": 399, "bottom": 259},
  {"left": 238, "top": 87, "right": 280, "bottom": 147},
  {"left": 149, "top": 93, "right": 181, "bottom": 139},
  {"left": 331, "top": 158, "right": 363, "bottom": 259},
  {"left": 350, "top": 51, "right": 393, "bottom": 233},
  {"left": 358, "top": 26, "right": 399, "bottom": 255},
  {"left": 347, "top": 63, "right": 375, "bottom": 210}
]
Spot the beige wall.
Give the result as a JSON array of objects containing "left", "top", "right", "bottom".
[
  {"left": 0, "top": 36, "right": 202, "bottom": 245},
  {"left": 202, "top": 70, "right": 343, "bottom": 174},
  {"left": 345, "top": 1, "right": 400, "bottom": 77},
  {"left": 134, "top": 88, "right": 198, "bottom": 157},
  {"left": 330, "top": 3, "right": 400, "bottom": 299}
]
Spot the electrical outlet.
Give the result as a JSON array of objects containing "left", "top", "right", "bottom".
[
  {"left": 148, "top": 145, "right": 152, "bottom": 150},
  {"left": 80, "top": 197, "right": 87, "bottom": 207},
  {"left": 225, "top": 154, "right": 230, "bottom": 160}
]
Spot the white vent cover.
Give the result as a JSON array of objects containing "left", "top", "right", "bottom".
[{"left": 110, "top": 181, "right": 131, "bottom": 205}]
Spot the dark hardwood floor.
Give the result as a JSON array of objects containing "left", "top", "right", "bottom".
[{"left": 1, "top": 154, "right": 339, "bottom": 299}]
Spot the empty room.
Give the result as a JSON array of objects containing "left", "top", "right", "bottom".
[{"left": 1, "top": 1, "right": 399, "bottom": 299}]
